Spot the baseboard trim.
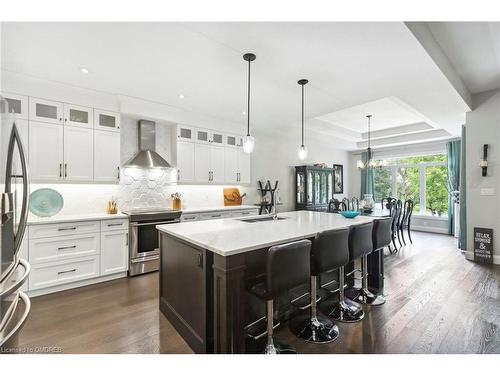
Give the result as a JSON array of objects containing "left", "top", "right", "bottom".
[
  {"left": 465, "top": 251, "right": 500, "bottom": 265},
  {"left": 411, "top": 225, "right": 448, "bottom": 234},
  {"left": 27, "top": 272, "right": 128, "bottom": 298}
]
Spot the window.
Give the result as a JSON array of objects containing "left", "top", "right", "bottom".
[{"left": 373, "top": 154, "right": 448, "bottom": 216}]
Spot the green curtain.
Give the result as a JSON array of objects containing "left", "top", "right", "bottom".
[
  {"left": 360, "top": 151, "right": 374, "bottom": 197},
  {"left": 459, "top": 126, "right": 467, "bottom": 249},
  {"left": 447, "top": 140, "right": 461, "bottom": 235}
]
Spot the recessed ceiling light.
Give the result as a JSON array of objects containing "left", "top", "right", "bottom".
[
  {"left": 178, "top": 94, "right": 185, "bottom": 99},
  {"left": 80, "top": 67, "right": 89, "bottom": 74},
  {"left": 242, "top": 111, "right": 246, "bottom": 115}
]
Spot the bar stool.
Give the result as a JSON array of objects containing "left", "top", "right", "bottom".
[
  {"left": 249, "top": 239, "right": 311, "bottom": 354},
  {"left": 288, "top": 229, "right": 347, "bottom": 343},
  {"left": 348, "top": 221, "right": 386, "bottom": 306},
  {"left": 318, "top": 228, "right": 365, "bottom": 323}
]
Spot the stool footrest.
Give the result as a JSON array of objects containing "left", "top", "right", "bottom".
[
  {"left": 290, "top": 293, "right": 321, "bottom": 310},
  {"left": 244, "top": 316, "right": 280, "bottom": 340}
]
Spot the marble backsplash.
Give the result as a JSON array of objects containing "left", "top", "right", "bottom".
[{"left": 29, "top": 167, "right": 256, "bottom": 216}]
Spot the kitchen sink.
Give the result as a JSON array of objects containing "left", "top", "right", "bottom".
[{"left": 237, "top": 216, "right": 287, "bottom": 223}]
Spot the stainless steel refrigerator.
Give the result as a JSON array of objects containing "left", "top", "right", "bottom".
[{"left": 0, "top": 96, "right": 31, "bottom": 350}]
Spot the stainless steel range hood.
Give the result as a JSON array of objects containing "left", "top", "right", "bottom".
[{"left": 123, "top": 120, "right": 172, "bottom": 169}]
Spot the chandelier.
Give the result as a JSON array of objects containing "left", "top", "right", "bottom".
[{"left": 356, "top": 115, "right": 386, "bottom": 169}]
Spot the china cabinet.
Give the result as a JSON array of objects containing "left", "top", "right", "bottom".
[{"left": 295, "top": 165, "right": 334, "bottom": 211}]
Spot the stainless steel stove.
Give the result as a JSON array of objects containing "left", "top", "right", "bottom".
[{"left": 123, "top": 208, "right": 182, "bottom": 276}]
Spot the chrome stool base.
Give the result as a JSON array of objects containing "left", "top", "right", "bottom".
[
  {"left": 265, "top": 339, "right": 297, "bottom": 354},
  {"left": 320, "top": 298, "right": 365, "bottom": 323},
  {"left": 288, "top": 314, "right": 339, "bottom": 343},
  {"left": 355, "top": 288, "right": 386, "bottom": 306}
]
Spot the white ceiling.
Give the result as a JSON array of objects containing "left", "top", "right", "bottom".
[
  {"left": 1, "top": 22, "right": 470, "bottom": 149},
  {"left": 427, "top": 22, "right": 500, "bottom": 94}
]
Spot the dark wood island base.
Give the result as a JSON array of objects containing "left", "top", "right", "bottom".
[{"left": 159, "top": 231, "right": 384, "bottom": 354}]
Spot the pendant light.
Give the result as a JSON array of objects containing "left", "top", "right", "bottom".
[
  {"left": 242, "top": 53, "right": 256, "bottom": 154},
  {"left": 297, "top": 79, "right": 309, "bottom": 160},
  {"left": 356, "top": 115, "right": 386, "bottom": 169}
]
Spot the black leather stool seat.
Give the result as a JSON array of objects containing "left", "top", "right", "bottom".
[
  {"left": 348, "top": 222, "right": 374, "bottom": 259},
  {"left": 311, "top": 228, "right": 349, "bottom": 276},
  {"left": 348, "top": 220, "right": 386, "bottom": 306},
  {"left": 250, "top": 239, "right": 311, "bottom": 301},
  {"left": 248, "top": 239, "right": 311, "bottom": 354},
  {"left": 373, "top": 217, "right": 393, "bottom": 251}
]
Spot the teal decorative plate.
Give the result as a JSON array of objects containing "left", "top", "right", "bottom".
[{"left": 29, "top": 188, "right": 64, "bottom": 217}]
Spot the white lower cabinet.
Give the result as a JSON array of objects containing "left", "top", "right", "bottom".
[
  {"left": 28, "top": 218, "right": 129, "bottom": 294},
  {"left": 100, "top": 230, "right": 129, "bottom": 276},
  {"left": 30, "top": 256, "right": 100, "bottom": 291}
]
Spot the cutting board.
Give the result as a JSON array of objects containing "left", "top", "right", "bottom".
[{"left": 224, "top": 188, "right": 242, "bottom": 206}]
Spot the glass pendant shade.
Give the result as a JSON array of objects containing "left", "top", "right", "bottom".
[
  {"left": 298, "top": 144, "right": 308, "bottom": 160},
  {"left": 243, "top": 135, "right": 255, "bottom": 154},
  {"left": 356, "top": 160, "right": 365, "bottom": 169}
]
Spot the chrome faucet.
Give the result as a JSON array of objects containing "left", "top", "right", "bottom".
[{"left": 272, "top": 189, "right": 279, "bottom": 220}]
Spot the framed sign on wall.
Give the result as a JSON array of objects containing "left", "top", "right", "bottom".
[{"left": 473, "top": 227, "right": 493, "bottom": 263}]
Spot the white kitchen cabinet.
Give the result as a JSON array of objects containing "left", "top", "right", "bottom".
[
  {"left": 194, "top": 143, "right": 211, "bottom": 182},
  {"left": 94, "top": 130, "right": 120, "bottom": 183},
  {"left": 94, "top": 109, "right": 120, "bottom": 132},
  {"left": 29, "top": 97, "right": 64, "bottom": 125},
  {"left": 63, "top": 103, "right": 93, "bottom": 128},
  {"left": 177, "top": 141, "right": 195, "bottom": 183},
  {"left": 100, "top": 230, "right": 129, "bottom": 276},
  {"left": 29, "top": 121, "right": 64, "bottom": 181},
  {"left": 224, "top": 147, "right": 239, "bottom": 183},
  {"left": 210, "top": 146, "right": 225, "bottom": 183},
  {"left": 64, "top": 126, "right": 94, "bottom": 181},
  {"left": 1, "top": 92, "right": 28, "bottom": 120},
  {"left": 29, "top": 233, "right": 100, "bottom": 264},
  {"left": 176, "top": 125, "right": 195, "bottom": 141},
  {"left": 238, "top": 150, "right": 251, "bottom": 184},
  {"left": 195, "top": 128, "right": 211, "bottom": 144},
  {"left": 210, "top": 130, "right": 224, "bottom": 146}
]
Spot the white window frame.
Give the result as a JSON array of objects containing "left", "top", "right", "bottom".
[{"left": 375, "top": 159, "right": 447, "bottom": 216}]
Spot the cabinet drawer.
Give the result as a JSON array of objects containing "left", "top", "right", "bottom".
[
  {"left": 230, "top": 209, "right": 259, "bottom": 218},
  {"left": 29, "top": 233, "right": 99, "bottom": 264},
  {"left": 29, "top": 221, "right": 100, "bottom": 239},
  {"left": 101, "top": 219, "right": 129, "bottom": 232},
  {"left": 29, "top": 256, "right": 99, "bottom": 291},
  {"left": 199, "top": 211, "right": 232, "bottom": 221},
  {"left": 180, "top": 213, "right": 200, "bottom": 222}
]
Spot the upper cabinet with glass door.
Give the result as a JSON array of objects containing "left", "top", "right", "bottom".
[
  {"left": 1, "top": 92, "right": 28, "bottom": 120},
  {"left": 63, "top": 103, "right": 94, "bottom": 128},
  {"left": 176, "top": 125, "right": 195, "bottom": 142},
  {"left": 94, "top": 109, "right": 120, "bottom": 132},
  {"left": 210, "top": 130, "right": 224, "bottom": 146},
  {"left": 29, "top": 97, "right": 64, "bottom": 125}
]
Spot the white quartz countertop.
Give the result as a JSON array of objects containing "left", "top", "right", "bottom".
[
  {"left": 157, "top": 210, "right": 375, "bottom": 257},
  {"left": 28, "top": 212, "right": 128, "bottom": 225},
  {"left": 180, "top": 205, "right": 257, "bottom": 214}
]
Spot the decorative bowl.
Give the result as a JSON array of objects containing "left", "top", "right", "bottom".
[
  {"left": 340, "top": 210, "right": 360, "bottom": 219},
  {"left": 29, "top": 188, "right": 64, "bottom": 217}
]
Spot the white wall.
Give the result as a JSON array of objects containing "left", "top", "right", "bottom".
[
  {"left": 250, "top": 129, "right": 350, "bottom": 212},
  {"left": 465, "top": 89, "right": 500, "bottom": 264}
]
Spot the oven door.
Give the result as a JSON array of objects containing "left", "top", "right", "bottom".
[{"left": 129, "top": 219, "right": 179, "bottom": 260}]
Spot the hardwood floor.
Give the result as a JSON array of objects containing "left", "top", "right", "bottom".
[{"left": 17, "top": 232, "right": 500, "bottom": 354}]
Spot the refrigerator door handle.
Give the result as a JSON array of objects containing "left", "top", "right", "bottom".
[
  {"left": 4, "top": 122, "right": 30, "bottom": 256},
  {"left": 0, "top": 258, "right": 30, "bottom": 298},
  {"left": 0, "top": 291, "right": 31, "bottom": 347}
]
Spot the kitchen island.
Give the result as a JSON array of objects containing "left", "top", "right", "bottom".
[{"left": 157, "top": 210, "right": 383, "bottom": 353}]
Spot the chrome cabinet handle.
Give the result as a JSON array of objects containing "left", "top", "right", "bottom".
[
  {"left": 126, "top": 233, "right": 129, "bottom": 246},
  {"left": 197, "top": 253, "right": 203, "bottom": 268},
  {"left": 107, "top": 223, "right": 123, "bottom": 227},
  {"left": 57, "top": 245, "right": 76, "bottom": 250},
  {"left": 117, "top": 166, "right": 120, "bottom": 180},
  {"left": 58, "top": 269, "right": 76, "bottom": 275},
  {"left": 64, "top": 163, "right": 68, "bottom": 178},
  {"left": 59, "top": 163, "right": 62, "bottom": 178},
  {"left": 64, "top": 118, "right": 68, "bottom": 122},
  {"left": 58, "top": 227, "right": 76, "bottom": 231},
  {"left": 177, "top": 169, "right": 180, "bottom": 181}
]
